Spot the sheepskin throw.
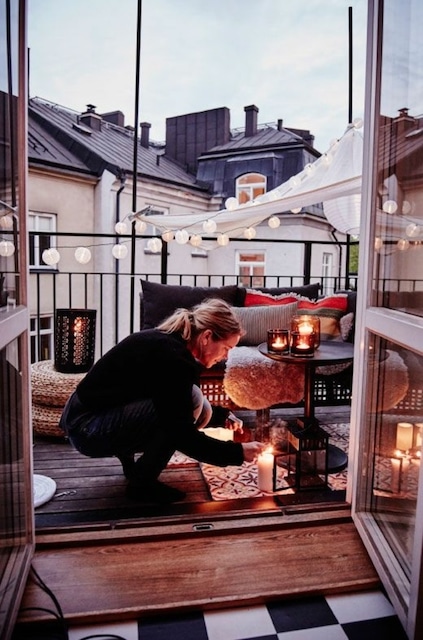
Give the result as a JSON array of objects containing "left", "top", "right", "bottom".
[
  {"left": 224, "top": 346, "right": 305, "bottom": 410},
  {"left": 368, "top": 349, "right": 409, "bottom": 412}
]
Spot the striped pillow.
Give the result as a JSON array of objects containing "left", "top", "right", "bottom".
[
  {"left": 234, "top": 302, "right": 299, "bottom": 345},
  {"left": 297, "top": 294, "right": 348, "bottom": 340}
]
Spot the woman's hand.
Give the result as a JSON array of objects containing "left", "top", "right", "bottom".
[{"left": 241, "top": 441, "right": 266, "bottom": 463}]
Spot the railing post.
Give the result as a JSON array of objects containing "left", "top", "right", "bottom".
[
  {"left": 160, "top": 240, "right": 168, "bottom": 284},
  {"left": 303, "top": 242, "right": 312, "bottom": 284}
]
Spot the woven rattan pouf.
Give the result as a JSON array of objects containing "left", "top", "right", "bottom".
[{"left": 31, "top": 360, "right": 86, "bottom": 438}]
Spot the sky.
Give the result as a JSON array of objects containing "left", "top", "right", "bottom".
[{"left": 27, "top": 0, "right": 368, "bottom": 153}]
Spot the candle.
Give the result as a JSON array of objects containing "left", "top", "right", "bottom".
[
  {"left": 396, "top": 422, "right": 413, "bottom": 451},
  {"left": 267, "top": 329, "right": 289, "bottom": 354},
  {"left": 298, "top": 321, "right": 314, "bottom": 335},
  {"left": 391, "top": 456, "right": 402, "bottom": 493},
  {"left": 290, "top": 331, "right": 315, "bottom": 357},
  {"left": 257, "top": 449, "right": 274, "bottom": 492}
]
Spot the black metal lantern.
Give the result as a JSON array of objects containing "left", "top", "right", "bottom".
[
  {"left": 274, "top": 422, "right": 329, "bottom": 491},
  {"left": 54, "top": 308, "right": 97, "bottom": 373}
]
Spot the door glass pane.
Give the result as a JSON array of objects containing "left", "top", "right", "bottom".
[
  {"left": 372, "top": 0, "right": 423, "bottom": 317},
  {"left": 363, "top": 335, "right": 422, "bottom": 578}
]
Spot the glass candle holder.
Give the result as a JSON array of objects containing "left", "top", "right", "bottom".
[
  {"left": 290, "top": 330, "right": 315, "bottom": 357},
  {"left": 290, "top": 314, "right": 320, "bottom": 349},
  {"left": 267, "top": 329, "right": 290, "bottom": 354}
]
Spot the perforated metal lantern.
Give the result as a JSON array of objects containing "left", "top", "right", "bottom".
[
  {"left": 54, "top": 308, "right": 97, "bottom": 373},
  {"left": 284, "top": 423, "right": 329, "bottom": 490}
]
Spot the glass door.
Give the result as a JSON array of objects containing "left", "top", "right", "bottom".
[{"left": 351, "top": 1, "right": 423, "bottom": 637}]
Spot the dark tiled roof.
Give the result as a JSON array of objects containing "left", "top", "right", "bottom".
[
  {"left": 28, "top": 98, "right": 204, "bottom": 190},
  {"left": 204, "top": 126, "right": 309, "bottom": 155}
]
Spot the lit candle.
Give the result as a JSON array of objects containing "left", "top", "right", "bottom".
[
  {"left": 298, "top": 321, "right": 314, "bottom": 336},
  {"left": 257, "top": 448, "right": 274, "bottom": 493},
  {"left": 396, "top": 422, "right": 413, "bottom": 451}
]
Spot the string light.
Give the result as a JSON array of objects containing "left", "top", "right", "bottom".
[
  {"left": 375, "top": 237, "right": 384, "bottom": 251},
  {"left": 383, "top": 200, "right": 398, "bottom": 214},
  {"left": 291, "top": 207, "right": 302, "bottom": 214},
  {"left": 161, "top": 230, "right": 174, "bottom": 243},
  {"left": 0, "top": 240, "right": 15, "bottom": 257},
  {"left": 135, "top": 219, "right": 147, "bottom": 233},
  {"left": 244, "top": 226, "right": 256, "bottom": 240},
  {"left": 42, "top": 247, "right": 60, "bottom": 265},
  {"left": 147, "top": 237, "right": 162, "bottom": 253},
  {"left": 397, "top": 238, "right": 410, "bottom": 251},
  {"left": 0, "top": 215, "right": 13, "bottom": 229},
  {"left": 115, "top": 221, "right": 128, "bottom": 234},
  {"left": 111, "top": 244, "right": 128, "bottom": 259},
  {"left": 190, "top": 234, "right": 203, "bottom": 247},
  {"left": 74, "top": 247, "right": 92, "bottom": 264},
  {"left": 175, "top": 229, "right": 189, "bottom": 245},
  {"left": 225, "top": 197, "right": 238, "bottom": 210},
  {"left": 406, "top": 223, "right": 420, "bottom": 237},
  {"left": 203, "top": 219, "right": 217, "bottom": 233},
  {"left": 217, "top": 233, "right": 229, "bottom": 246},
  {"left": 268, "top": 216, "right": 280, "bottom": 229}
]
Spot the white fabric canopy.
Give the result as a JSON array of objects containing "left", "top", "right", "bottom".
[{"left": 133, "top": 122, "right": 364, "bottom": 238}]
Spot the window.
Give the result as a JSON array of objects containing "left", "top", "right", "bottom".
[
  {"left": 30, "top": 315, "right": 53, "bottom": 363},
  {"left": 237, "top": 252, "right": 265, "bottom": 287},
  {"left": 236, "top": 173, "right": 266, "bottom": 205},
  {"left": 29, "top": 212, "right": 56, "bottom": 268},
  {"left": 321, "top": 252, "right": 333, "bottom": 295}
]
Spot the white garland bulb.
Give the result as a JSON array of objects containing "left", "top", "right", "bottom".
[
  {"left": 175, "top": 229, "right": 189, "bottom": 244},
  {"left": 217, "top": 233, "right": 229, "bottom": 247},
  {"left": 75, "top": 247, "right": 92, "bottom": 264},
  {"left": 112, "top": 244, "right": 128, "bottom": 259},
  {"left": 161, "top": 230, "right": 174, "bottom": 243},
  {"left": 0, "top": 240, "right": 15, "bottom": 257},
  {"left": 42, "top": 247, "right": 60, "bottom": 265},
  {"left": 268, "top": 216, "right": 280, "bottom": 229},
  {"left": 135, "top": 219, "right": 147, "bottom": 233},
  {"left": 225, "top": 197, "right": 238, "bottom": 211},
  {"left": 0, "top": 215, "right": 13, "bottom": 229},
  {"left": 115, "top": 221, "right": 128, "bottom": 235},
  {"left": 190, "top": 234, "right": 203, "bottom": 247},
  {"left": 147, "top": 237, "right": 162, "bottom": 253},
  {"left": 203, "top": 219, "right": 217, "bottom": 233}
]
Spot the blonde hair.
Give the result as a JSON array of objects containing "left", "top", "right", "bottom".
[{"left": 158, "top": 298, "right": 242, "bottom": 342}]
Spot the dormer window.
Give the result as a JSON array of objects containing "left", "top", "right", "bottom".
[{"left": 235, "top": 173, "right": 266, "bottom": 205}]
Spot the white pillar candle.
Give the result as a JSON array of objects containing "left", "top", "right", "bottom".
[
  {"left": 391, "top": 457, "right": 402, "bottom": 493},
  {"left": 257, "top": 450, "right": 274, "bottom": 493},
  {"left": 415, "top": 423, "right": 423, "bottom": 449},
  {"left": 396, "top": 422, "right": 413, "bottom": 451}
]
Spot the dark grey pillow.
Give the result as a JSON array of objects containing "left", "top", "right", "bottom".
[{"left": 140, "top": 280, "right": 242, "bottom": 329}]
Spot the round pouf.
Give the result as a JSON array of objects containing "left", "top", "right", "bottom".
[
  {"left": 31, "top": 359, "right": 86, "bottom": 438},
  {"left": 33, "top": 474, "right": 57, "bottom": 508}
]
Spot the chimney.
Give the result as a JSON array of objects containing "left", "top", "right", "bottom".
[
  {"left": 244, "top": 104, "right": 259, "bottom": 137},
  {"left": 277, "top": 119, "right": 284, "bottom": 131},
  {"left": 140, "top": 122, "right": 151, "bottom": 148},
  {"left": 101, "top": 110, "right": 125, "bottom": 127},
  {"left": 79, "top": 104, "right": 102, "bottom": 131}
]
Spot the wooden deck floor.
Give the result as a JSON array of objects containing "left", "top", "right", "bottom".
[{"left": 33, "top": 407, "right": 351, "bottom": 534}]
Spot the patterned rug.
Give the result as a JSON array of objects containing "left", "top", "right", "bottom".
[{"left": 201, "top": 422, "right": 350, "bottom": 501}]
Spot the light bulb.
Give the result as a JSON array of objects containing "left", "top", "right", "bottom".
[
  {"left": 147, "top": 237, "right": 162, "bottom": 253},
  {"left": 383, "top": 200, "right": 398, "bottom": 214},
  {"left": 161, "top": 230, "right": 174, "bottom": 243},
  {"left": 225, "top": 197, "right": 238, "bottom": 211},
  {"left": 397, "top": 238, "right": 410, "bottom": 251},
  {"left": 203, "top": 219, "right": 217, "bottom": 233},
  {"left": 353, "top": 117, "right": 364, "bottom": 129},
  {"left": 0, "top": 240, "right": 15, "bottom": 257},
  {"left": 268, "top": 216, "right": 280, "bottom": 229},
  {"left": 135, "top": 219, "right": 147, "bottom": 233},
  {"left": 402, "top": 200, "right": 412, "bottom": 215},
  {"left": 406, "top": 223, "right": 420, "bottom": 237},
  {"left": 375, "top": 237, "right": 383, "bottom": 251},
  {"left": 304, "top": 163, "right": 316, "bottom": 176},
  {"left": 190, "top": 234, "right": 203, "bottom": 247},
  {"left": 217, "top": 233, "right": 229, "bottom": 246},
  {"left": 175, "top": 229, "right": 189, "bottom": 245},
  {"left": 291, "top": 207, "right": 302, "bottom": 214},
  {"left": 243, "top": 226, "right": 256, "bottom": 240},
  {"left": 0, "top": 215, "right": 13, "bottom": 229},
  {"left": 112, "top": 244, "right": 128, "bottom": 259},
  {"left": 42, "top": 247, "right": 60, "bottom": 265},
  {"left": 115, "top": 221, "right": 128, "bottom": 235},
  {"left": 74, "top": 247, "right": 92, "bottom": 264}
]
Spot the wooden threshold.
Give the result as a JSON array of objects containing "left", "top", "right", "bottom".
[{"left": 18, "top": 508, "right": 380, "bottom": 626}]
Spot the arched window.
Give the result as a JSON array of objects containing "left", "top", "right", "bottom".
[{"left": 236, "top": 173, "right": 266, "bottom": 205}]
